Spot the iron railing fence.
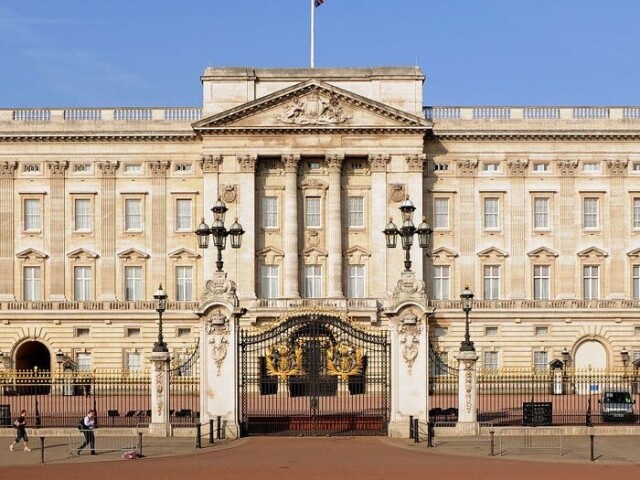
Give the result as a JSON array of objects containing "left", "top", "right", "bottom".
[
  {"left": 169, "top": 345, "right": 201, "bottom": 427},
  {"left": 0, "top": 369, "right": 200, "bottom": 428}
]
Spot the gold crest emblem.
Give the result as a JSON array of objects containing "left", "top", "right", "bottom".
[
  {"left": 326, "top": 340, "right": 363, "bottom": 380},
  {"left": 265, "top": 341, "right": 303, "bottom": 379}
]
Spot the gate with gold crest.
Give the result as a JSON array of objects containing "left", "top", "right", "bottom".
[{"left": 239, "top": 312, "right": 389, "bottom": 436}]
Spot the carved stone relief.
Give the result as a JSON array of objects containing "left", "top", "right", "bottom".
[
  {"left": 405, "top": 154, "right": 426, "bottom": 172},
  {"left": 325, "top": 154, "right": 344, "bottom": 173},
  {"left": 97, "top": 161, "right": 119, "bottom": 177},
  {"left": 557, "top": 159, "right": 579, "bottom": 176},
  {"left": 388, "top": 184, "right": 406, "bottom": 203},
  {"left": 300, "top": 178, "right": 327, "bottom": 190},
  {"left": 507, "top": 159, "right": 529, "bottom": 176},
  {"left": 206, "top": 311, "right": 230, "bottom": 376},
  {"left": 398, "top": 315, "right": 421, "bottom": 374},
  {"left": 153, "top": 363, "right": 165, "bottom": 416},
  {"left": 275, "top": 91, "right": 352, "bottom": 125},
  {"left": 149, "top": 160, "right": 171, "bottom": 177},
  {"left": 47, "top": 161, "right": 68, "bottom": 177},
  {"left": 237, "top": 154, "right": 257, "bottom": 173},
  {"left": 367, "top": 154, "right": 390, "bottom": 172},
  {"left": 464, "top": 361, "right": 473, "bottom": 414},
  {"left": 606, "top": 159, "right": 629, "bottom": 176},
  {"left": 0, "top": 161, "right": 17, "bottom": 178},
  {"left": 201, "top": 271, "right": 238, "bottom": 307},
  {"left": 219, "top": 184, "right": 237, "bottom": 204},
  {"left": 281, "top": 154, "right": 301, "bottom": 173},
  {"left": 200, "top": 154, "right": 223, "bottom": 173},
  {"left": 456, "top": 159, "right": 479, "bottom": 176}
]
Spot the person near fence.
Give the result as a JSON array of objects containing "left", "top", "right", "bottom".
[
  {"left": 77, "top": 409, "right": 96, "bottom": 455},
  {"left": 9, "top": 409, "right": 31, "bottom": 452}
]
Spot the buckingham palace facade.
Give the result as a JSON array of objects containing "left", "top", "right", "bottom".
[{"left": 1, "top": 66, "right": 639, "bottom": 375}]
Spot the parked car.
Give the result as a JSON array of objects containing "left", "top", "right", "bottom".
[{"left": 599, "top": 390, "right": 635, "bottom": 422}]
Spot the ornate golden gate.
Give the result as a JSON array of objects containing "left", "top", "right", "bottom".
[{"left": 239, "top": 313, "right": 389, "bottom": 436}]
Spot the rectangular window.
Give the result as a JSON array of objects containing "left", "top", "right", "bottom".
[
  {"left": 175, "top": 163, "right": 192, "bottom": 172},
  {"left": 535, "top": 326, "right": 548, "bottom": 336},
  {"left": 483, "top": 197, "right": 499, "bottom": 230},
  {"left": 433, "top": 198, "right": 450, "bottom": 230},
  {"left": 126, "top": 352, "right": 142, "bottom": 371},
  {"left": 483, "top": 265, "right": 500, "bottom": 300},
  {"left": 533, "top": 197, "right": 549, "bottom": 230},
  {"left": 175, "top": 266, "right": 193, "bottom": 301},
  {"left": 635, "top": 326, "right": 640, "bottom": 336},
  {"left": 433, "top": 266, "right": 450, "bottom": 300},
  {"left": 483, "top": 163, "right": 500, "bottom": 172},
  {"left": 633, "top": 163, "right": 640, "bottom": 172},
  {"left": 260, "top": 265, "right": 279, "bottom": 299},
  {"left": 23, "top": 266, "right": 41, "bottom": 301},
  {"left": 304, "top": 265, "right": 322, "bottom": 298},
  {"left": 126, "top": 327, "right": 141, "bottom": 337},
  {"left": 125, "top": 198, "right": 143, "bottom": 231},
  {"left": 533, "top": 265, "right": 550, "bottom": 300},
  {"left": 124, "top": 164, "right": 142, "bottom": 173},
  {"left": 483, "top": 351, "right": 499, "bottom": 370},
  {"left": 24, "top": 199, "right": 41, "bottom": 231},
  {"left": 583, "top": 265, "right": 599, "bottom": 300},
  {"left": 434, "top": 163, "right": 449, "bottom": 172},
  {"left": 347, "top": 196, "right": 364, "bottom": 228},
  {"left": 76, "top": 353, "right": 92, "bottom": 372},
  {"left": 75, "top": 327, "right": 90, "bottom": 337},
  {"left": 124, "top": 266, "right": 143, "bottom": 301},
  {"left": 262, "top": 197, "right": 278, "bottom": 228},
  {"left": 634, "top": 198, "right": 640, "bottom": 229},
  {"left": 583, "top": 197, "right": 599, "bottom": 229},
  {"left": 305, "top": 197, "right": 321, "bottom": 228},
  {"left": 74, "top": 266, "right": 92, "bottom": 301},
  {"left": 583, "top": 162, "right": 600, "bottom": 172},
  {"left": 533, "top": 351, "right": 549, "bottom": 370},
  {"left": 533, "top": 163, "right": 549, "bottom": 172},
  {"left": 485, "top": 326, "right": 498, "bottom": 336},
  {"left": 177, "top": 328, "right": 191, "bottom": 338},
  {"left": 175, "top": 199, "right": 192, "bottom": 231},
  {"left": 633, "top": 265, "right": 640, "bottom": 300},
  {"left": 347, "top": 265, "right": 365, "bottom": 298},
  {"left": 74, "top": 199, "right": 92, "bottom": 232}
]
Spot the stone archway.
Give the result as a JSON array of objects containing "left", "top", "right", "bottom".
[
  {"left": 574, "top": 340, "right": 608, "bottom": 369},
  {"left": 15, "top": 340, "right": 51, "bottom": 372}
]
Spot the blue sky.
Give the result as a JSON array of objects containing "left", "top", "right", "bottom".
[{"left": 0, "top": 0, "right": 638, "bottom": 107}]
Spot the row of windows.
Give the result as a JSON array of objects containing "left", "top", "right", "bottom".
[
  {"left": 432, "top": 264, "right": 640, "bottom": 300},
  {"left": 432, "top": 196, "right": 640, "bottom": 232},
  {"left": 260, "top": 265, "right": 365, "bottom": 299},
  {"left": 433, "top": 161, "right": 640, "bottom": 175},
  {"left": 262, "top": 196, "right": 365, "bottom": 229},
  {"left": 72, "top": 351, "right": 194, "bottom": 375},
  {"left": 18, "top": 162, "right": 194, "bottom": 175}
]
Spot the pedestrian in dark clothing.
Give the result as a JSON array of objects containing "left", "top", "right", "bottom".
[
  {"left": 9, "top": 409, "right": 31, "bottom": 452},
  {"left": 77, "top": 409, "right": 96, "bottom": 455}
]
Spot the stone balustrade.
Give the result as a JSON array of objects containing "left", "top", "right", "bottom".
[
  {"left": 424, "top": 106, "right": 640, "bottom": 121},
  {"left": 0, "top": 107, "right": 203, "bottom": 123},
  {"left": 430, "top": 298, "right": 640, "bottom": 310}
]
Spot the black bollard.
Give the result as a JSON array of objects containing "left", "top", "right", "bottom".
[
  {"left": 413, "top": 418, "right": 419, "bottom": 443},
  {"left": 489, "top": 431, "right": 495, "bottom": 456},
  {"left": 209, "top": 419, "right": 214, "bottom": 444},
  {"left": 196, "top": 423, "right": 202, "bottom": 449},
  {"left": 137, "top": 432, "right": 143, "bottom": 457},
  {"left": 40, "top": 437, "right": 45, "bottom": 464},
  {"left": 427, "top": 422, "right": 434, "bottom": 448},
  {"left": 216, "top": 416, "right": 222, "bottom": 439},
  {"left": 409, "top": 415, "right": 414, "bottom": 440},
  {"left": 590, "top": 434, "right": 595, "bottom": 461}
]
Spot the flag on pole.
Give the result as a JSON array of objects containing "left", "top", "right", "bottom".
[{"left": 315, "top": 0, "right": 326, "bottom": 6}]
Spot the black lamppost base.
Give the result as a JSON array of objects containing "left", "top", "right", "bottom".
[
  {"left": 153, "top": 343, "right": 168, "bottom": 353},
  {"left": 459, "top": 341, "right": 476, "bottom": 352}
]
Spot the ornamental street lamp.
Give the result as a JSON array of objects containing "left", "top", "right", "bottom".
[
  {"left": 153, "top": 284, "right": 168, "bottom": 353},
  {"left": 561, "top": 347, "right": 570, "bottom": 367},
  {"left": 383, "top": 196, "right": 432, "bottom": 272},
  {"left": 459, "top": 286, "right": 475, "bottom": 352},
  {"left": 621, "top": 346, "right": 630, "bottom": 368},
  {"left": 195, "top": 198, "right": 245, "bottom": 272},
  {"left": 55, "top": 349, "right": 64, "bottom": 372}
]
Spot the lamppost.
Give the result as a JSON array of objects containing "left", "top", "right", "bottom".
[
  {"left": 561, "top": 347, "right": 570, "bottom": 367},
  {"left": 621, "top": 346, "right": 630, "bottom": 368},
  {"left": 153, "top": 284, "right": 168, "bottom": 353},
  {"left": 459, "top": 286, "right": 475, "bottom": 352},
  {"left": 383, "top": 196, "right": 432, "bottom": 272},
  {"left": 195, "top": 198, "right": 245, "bottom": 272},
  {"left": 55, "top": 349, "right": 64, "bottom": 373}
]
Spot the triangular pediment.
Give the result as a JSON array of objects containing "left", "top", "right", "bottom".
[
  {"left": 577, "top": 246, "right": 608, "bottom": 258},
  {"left": 345, "top": 246, "right": 371, "bottom": 262},
  {"left": 168, "top": 248, "right": 200, "bottom": 260},
  {"left": 67, "top": 248, "right": 99, "bottom": 260},
  {"left": 477, "top": 247, "right": 509, "bottom": 259},
  {"left": 431, "top": 246, "right": 459, "bottom": 260},
  {"left": 257, "top": 246, "right": 285, "bottom": 264},
  {"left": 16, "top": 248, "right": 48, "bottom": 260},
  {"left": 627, "top": 247, "right": 640, "bottom": 259},
  {"left": 527, "top": 247, "right": 559, "bottom": 259},
  {"left": 193, "top": 80, "right": 429, "bottom": 133},
  {"left": 117, "top": 248, "right": 149, "bottom": 260}
]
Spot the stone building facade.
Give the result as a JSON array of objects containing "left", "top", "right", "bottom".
[{"left": 0, "top": 66, "right": 639, "bottom": 375}]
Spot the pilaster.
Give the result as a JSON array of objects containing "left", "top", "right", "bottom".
[
  {"left": 326, "top": 153, "right": 344, "bottom": 298},
  {"left": 150, "top": 161, "right": 171, "bottom": 288},
  {"left": 236, "top": 154, "right": 257, "bottom": 300},
  {"left": 0, "top": 162, "right": 17, "bottom": 300},
  {"left": 149, "top": 351, "right": 171, "bottom": 437},
  {"left": 47, "top": 161, "right": 68, "bottom": 300},
  {"left": 97, "top": 161, "right": 119, "bottom": 301},
  {"left": 607, "top": 159, "right": 628, "bottom": 297},
  {"left": 456, "top": 159, "right": 478, "bottom": 289},
  {"left": 507, "top": 159, "right": 528, "bottom": 298},
  {"left": 405, "top": 154, "right": 426, "bottom": 281},
  {"left": 557, "top": 159, "right": 579, "bottom": 299},
  {"left": 368, "top": 154, "right": 390, "bottom": 298},
  {"left": 455, "top": 350, "right": 479, "bottom": 430},
  {"left": 199, "top": 154, "right": 222, "bottom": 288},
  {"left": 282, "top": 154, "right": 300, "bottom": 298}
]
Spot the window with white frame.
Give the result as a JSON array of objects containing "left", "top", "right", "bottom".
[
  {"left": 583, "top": 162, "right": 600, "bottom": 173},
  {"left": 124, "top": 266, "right": 143, "bottom": 301},
  {"left": 633, "top": 163, "right": 640, "bottom": 172},
  {"left": 535, "top": 326, "right": 548, "bottom": 336},
  {"left": 124, "top": 198, "right": 143, "bottom": 231},
  {"left": 533, "top": 197, "right": 549, "bottom": 230},
  {"left": 74, "top": 198, "right": 92, "bottom": 232},
  {"left": 433, "top": 198, "right": 450, "bottom": 230},
  {"left": 634, "top": 265, "right": 640, "bottom": 300},
  {"left": 175, "top": 266, "right": 193, "bottom": 301},
  {"left": 23, "top": 198, "right": 41, "bottom": 231},
  {"left": 175, "top": 163, "right": 192, "bottom": 173},
  {"left": 260, "top": 265, "right": 279, "bottom": 299},
  {"left": 533, "top": 163, "right": 549, "bottom": 173},
  {"left": 483, "top": 162, "right": 500, "bottom": 172},
  {"left": 23, "top": 266, "right": 41, "bottom": 301},
  {"left": 583, "top": 197, "right": 599, "bottom": 229},
  {"left": 262, "top": 196, "right": 278, "bottom": 228},
  {"left": 533, "top": 351, "right": 549, "bottom": 370},
  {"left": 583, "top": 265, "right": 599, "bottom": 300},
  {"left": 483, "top": 197, "right": 500, "bottom": 230},
  {"left": 347, "top": 196, "right": 364, "bottom": 228},
  {"left": 434, "top": 163, "right": 449, "bottom": 172},
  {"left": 124, "top": 164, "right": 142, "bottom": 173},
  {"left": 175, "top": 199, "right": 192, "bottom": 231},
  {"left": 485, "top": 326, "right": 498, "bottom": 336},
  {"left": 533, "top": 265, "right": 550, "bottom": 300},
  {"left": 76, "top": 353, "right": 92, "bottom": 372},
  {"left": 633, "top": 198, "right": 640, "bottom": 229},
  {"left": 305, "top": 197, "right": 321, "bottom": 228},
  {"left": 74, "top": 266, "right": 92, "bottom": 301},
  {"left": 483, "top": 351, "right": 499, "bottom": 370},
  {"left": 304, "top": 265, "right": 322, "bottom": 298},
  {"left": 126, "top": 352, "right": 142, "bottom": 371},
  {"left": 483, "top": 265, "right": 500, "bottom": 300},
  {"left": 433, "top": 265, "right": 450, "bottom": 300},
  {"left": 347, "top": 265, "right": 365, "bottom": 298}
]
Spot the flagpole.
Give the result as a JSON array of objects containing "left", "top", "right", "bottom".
[{"left": 310, "top": 0, "right": 315, "bottom": 68}]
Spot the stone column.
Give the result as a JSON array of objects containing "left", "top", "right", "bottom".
[
  {"left": 97, "top": 161, "right": 119, "bottom": 301},
  {"left": 149, "top": 350, "right": 171, "bottom": 436},
  {"left": 507, "top": 159, "right": 529, "bottom": 298},
  {"left": 150, "top": 161, "right": 171, "bottom": 287},
  {"left": 282, "top": 154, "right": 300, "bottom": 298},
  {"left": 47, "top": 161, "right": 68, "bottom": 300},
  {"left": 0, "top": 162, "right": 17, "bottom": 300},
  {"left": 200, "top": 154, "right": 223, "bottom": 286},
  {"left": 455, "top": 350, "right": 479, "bottom": 434},
  {"left": 557, "top": 160, "right": 579, "bottom": 299},
  {"left": 368, "top": 154, "right": 390, "bottom": 298},
  {"left": 456, "top": 159, "right": 479, "bottom": 289},
  {"left": 607, "top": 159, "right": 628, "bottom": 297},
  {"left": 326, "top": 153, "right": 344, "bottom": 298},
  {"left": 236, "top": 154, "right": 257, "bottom": 300},
  {"left": 405, "top": 154, "right": 426, "bottom": 281}
]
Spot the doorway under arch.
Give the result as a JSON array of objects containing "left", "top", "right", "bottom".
[
  {"left": 573, "top": 339, "right": 608, "bottom": 395},
  {"left": 14, "top": 340, "right": 52, "bottom": 395}
]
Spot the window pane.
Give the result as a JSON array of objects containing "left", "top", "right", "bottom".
[
  {"left": 125, "top": 266, "right": 143, "bottom": 301},
  {"left": 433, "top": 265, "right": 450, "bottom": 300},
  {"left": 634, "top": 265, "right": 640, "bottom": 300},
  {"left": 76, "top": 353, "right": 92, "bottom": 371},
  {"left": 347, "top": 265, "right": 365, "bottom": 298},
  {"left": 583, "top": 198, "right": 598, "bottom": 229},
  {"left": 305, "top": 197, "right": 321, "bottom": 228},
  {"left": 634, "top": 199, "right": 640, "bottom": 229},
  {"left": 74, "top": 266, "right": 92, "bottom": 301},
  {"left": 175, "top": 199, "right": 192, "bottom": 231},
  {"left": 483, "top": 265, "right": 500, "bottom": 300},
  {"left": 534, "top": 351, "right": 549, "bottom": 370},
  {"left": 23, "top": 266, "right": 41, "bottom": 301},
  {"left": 483, "top": 351, "right": 498, "bottom": 370},
  {"left": 483, "top": 198, "right": 499, "bottom": 229},
  {"left": 261, "top": 265, "right": 279, "bottom": 299},
  {"left": 24, "top": 199, "right": 41, "bottom": 231},
  {"left": 127, "top": 353, "right": 142, "bottom": 371},
  {"left": 347, "top": 196, "right": 364, "bottom": 228},
  {"left": 175, "top": 266, "right": 193, "bottom": 301},
  {"left": 533, "top": 198, "right": 549, "bottom": 229},
  {"left": 125, "top": 199, "right": 142, "bottom": 230},
  {"left": 262, "top": 197, "right": 278, "bottom": 228},
  {"left": 583, "top": 265, "right": 599, "bottom": 300},
  {"left": 434, "top": 199, "right": 449, "bottom": 229},
  {"left": 533, "top": 265, "right": 550, "bottom": 300},
  {"left": 304, "top": 265, "right": 322, "bottom": 298},
  {"left": 74, "top": 199, "right": 91, "bottom": 231}
]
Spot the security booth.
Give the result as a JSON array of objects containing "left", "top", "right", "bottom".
[
  {"left": 60, "top": 360, "right": 78, "bottom": 396},
  {"left": 550, "top": 359, "right": 565, "bottom": 395},
  {"left": 633, "top": 358, "right": 640, "bottom": 394}
]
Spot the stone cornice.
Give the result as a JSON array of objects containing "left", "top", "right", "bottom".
[
  {"left": 0, "top": 133, "right": 198, "bottom": 143},
  {"left": 431, "top": 131, "right": 640, "bottom": 142}
]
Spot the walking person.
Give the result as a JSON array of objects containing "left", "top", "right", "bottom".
[
  {"left": 77, "top": 409, "right": 96, "bottom": 455},
  {"left": 9, "top": 409, "right": 31, "bottom": 452}
]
